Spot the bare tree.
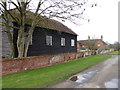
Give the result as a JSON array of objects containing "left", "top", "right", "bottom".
[
  {"left": 0, "top": 0, "right": 97, "bottom": 58},
  {"left": 109, "top": 42, "right": 120, "bottom": 51}
]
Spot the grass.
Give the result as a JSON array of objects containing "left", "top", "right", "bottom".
[
  {"left": 106, "top": 51, "right": 120, "bottom": 55},
  {"left": 2, "top": 55, "right": 111, "bottom": 88}
]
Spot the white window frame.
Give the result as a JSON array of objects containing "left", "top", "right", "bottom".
[
  {"left": 46, "top": 35, "right": 52, "bottom": 46},
  {"left": 61, "top": 38, "right": 65, "bottom": 46},
  {"left": 71, "top": 39, "right": 75, "bottom": 46},
  {"left": 25, "top": 32, "right": 33, "bottom": 45},
  {"left": 97, "top": 44, "right": 100, "bottom": 47},
  {"left": 29, "top": 35, "right": 33, "bottom": 45}
]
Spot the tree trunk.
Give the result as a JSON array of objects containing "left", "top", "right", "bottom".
[
  {"left": 24, "top": 23, "right": 36, "bottom": 57},
  {"left": 24, "top": 18, "right": 38, "bottom": 57},
  {"left": 17, "top": 4, "right": 26, "bottom": 58},
  {"left": 17, "top": 22, "right": 25, "bottom": 57},
  {"left": 17, "top": 27, "right": 24, "bottom": 57},
  {"left": 17, "top": 15, "right": 25, "bottom": 57},
  {"left": 6, "top": 27, "right": 15, "bottom": 58}
]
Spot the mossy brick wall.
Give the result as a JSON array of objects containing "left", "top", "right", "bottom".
[{"left": 1, "top": 52, "right": 95, "bottom": 75}]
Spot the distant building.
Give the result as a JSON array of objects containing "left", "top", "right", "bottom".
[{"left": 77, "top": 35, "right": 107, "bottom": 52}]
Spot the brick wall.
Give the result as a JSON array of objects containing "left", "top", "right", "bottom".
[
  {"left": 1, "top": 52, "right": 96, "bottom": 75},
  {"left": 95, "top": 40, "right": 107, "bottom": 48}
]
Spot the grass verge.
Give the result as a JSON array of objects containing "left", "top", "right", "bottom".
[
  {"left": 2, "top": 55, "right": 111, "bottom": 88},
  {"left": 106, "top": 51, "right": 120, "bottom": 55}
]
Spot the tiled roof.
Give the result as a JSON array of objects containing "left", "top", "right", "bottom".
[
  {"left": 5, "top": 9, "right": 77, "bottom": 35},
  {"left": 37, "top": 19, "right": 77, "bottom": 35},
  {"left": 78, "top": 39, "right": 107, "bottom": 45}
]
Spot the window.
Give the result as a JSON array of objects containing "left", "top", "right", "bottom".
[
  {"left": 61, "top": 38, "right": 65, "bottom": 46},
  {"left": 25, "top": 32, "right": 33, "bottom": 45},
  {"left": 71, "top": 39, "right": 75, "bottom": 46},
  {"left": 46, "top": 35, "right": 52, "bottom": 46},
  {"left": 29, "top": 35, "right": 32, "bottom": 45},
  {"left": 97, "top": 44, "right": 100, "bottom": 47}
]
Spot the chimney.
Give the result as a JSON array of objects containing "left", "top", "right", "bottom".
[
  {"left": 101, "top": 35, "right": 103, "bottom": 40},
  {"left": 88, "top": 35, "right": 90, "bottom": 40}
]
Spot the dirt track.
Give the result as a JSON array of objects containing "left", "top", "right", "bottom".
[{"left": 47, "top": 55, "right": 119, "bottom": 88}]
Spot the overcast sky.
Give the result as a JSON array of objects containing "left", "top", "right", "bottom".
[
  {"left": 28, "top": 0, "right": 119, "bottom": 44},
  {"left": 61, "top": 0, "right": 119, "bottom": 44}
]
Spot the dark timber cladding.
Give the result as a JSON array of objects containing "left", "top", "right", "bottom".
[{"left": 13, "top": 23, "right": 77, "bottom": 57}]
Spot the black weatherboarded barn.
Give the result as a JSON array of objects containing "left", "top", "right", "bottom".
[{"left": 13, "top": 18, "right": 77, "bottom": 57}]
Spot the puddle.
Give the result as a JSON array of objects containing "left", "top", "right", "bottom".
[
  {"left": 104, "top": 79, "right": 118, "bottom": 88},
  {"left": 76, "top": 70, "right": 98, "bottom": 84}
]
